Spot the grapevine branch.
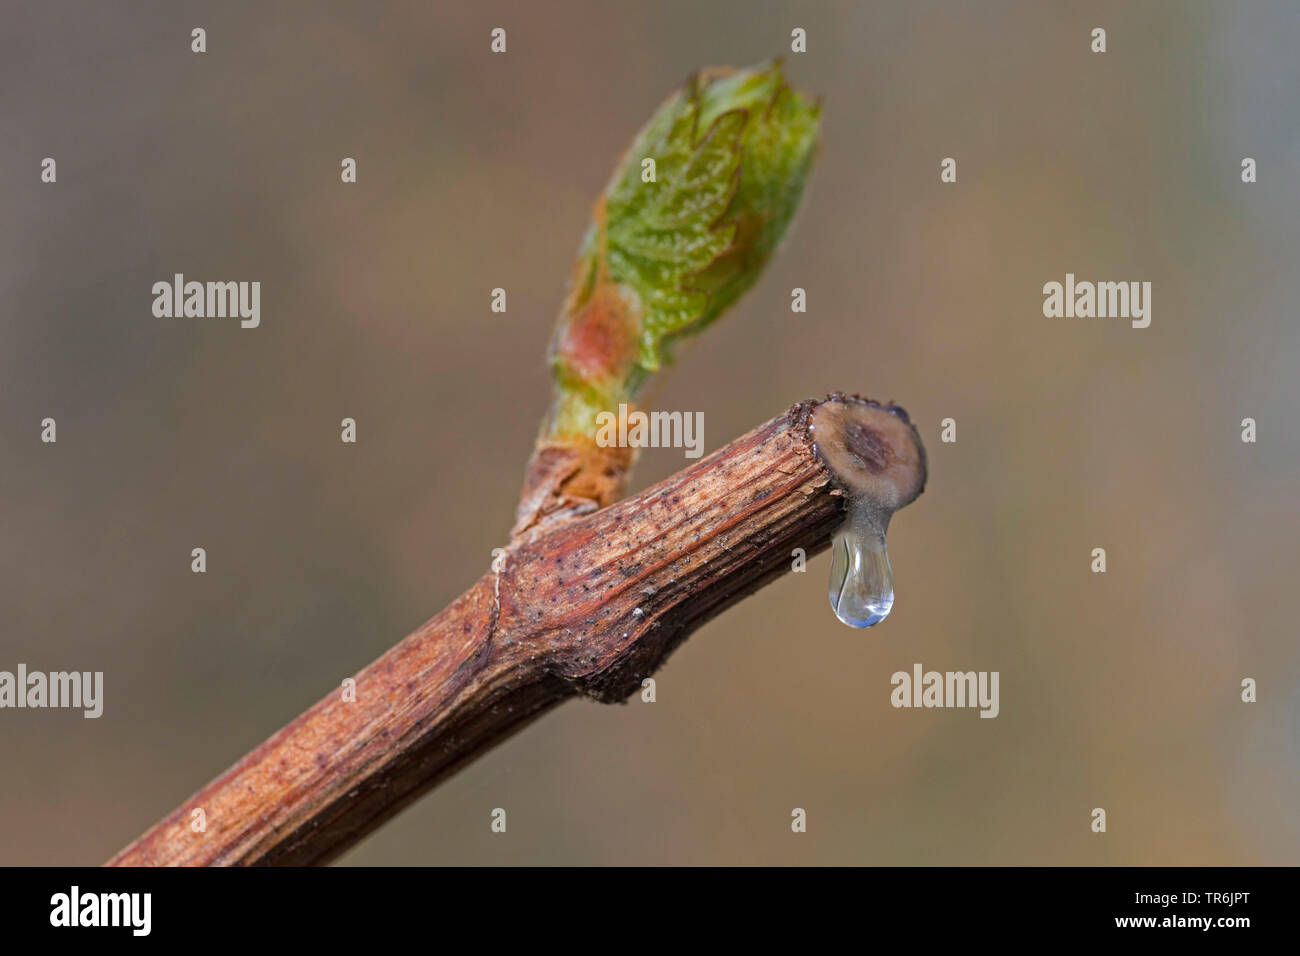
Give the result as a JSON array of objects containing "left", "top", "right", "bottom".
[
  {"left": 108, "top": 395, "right": 924, "bottom": 866},
  {"left": 107, "top": 63, "right": 932, "bottom": 866}
]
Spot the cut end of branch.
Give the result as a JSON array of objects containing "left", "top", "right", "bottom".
[{"left": 803, "top": 394, "right": 928, "bottom": 514}]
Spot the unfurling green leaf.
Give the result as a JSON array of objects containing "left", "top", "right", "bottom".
[{"left": 546, "top": 60, "right": 821, "bottom": 442}]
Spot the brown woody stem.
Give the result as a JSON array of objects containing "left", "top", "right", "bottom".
[{"left": 107, "top": 394, "right": 923, "bottom": 866}]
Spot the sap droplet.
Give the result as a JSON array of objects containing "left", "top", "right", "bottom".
[{"left": 827, "top": 505, "right": 894, "bottom": 628}]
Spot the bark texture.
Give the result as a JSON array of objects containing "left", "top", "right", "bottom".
[{"left": 109, "top": 397, "right": 868, "bottom": 866}]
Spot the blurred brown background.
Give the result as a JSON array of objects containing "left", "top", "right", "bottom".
[{"left": 2, "top": 1, "right": 1297, "bottom": 865}]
